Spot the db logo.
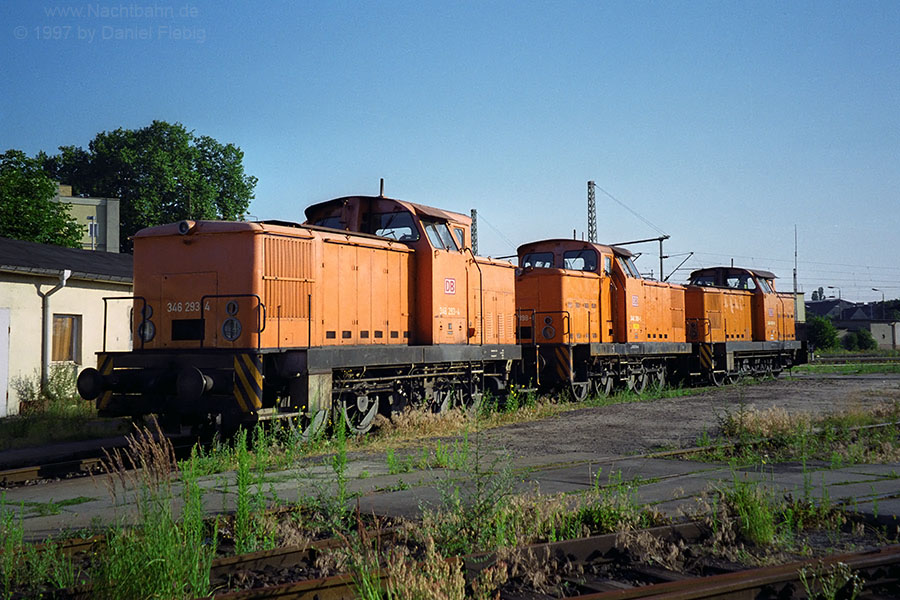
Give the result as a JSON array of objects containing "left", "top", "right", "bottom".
[{"left": 444, "top": 278, "right": 456, "bottom": 294}]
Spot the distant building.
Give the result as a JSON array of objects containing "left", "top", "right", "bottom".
[
  {"left": 805, "top": 298, "right": 898, "bottom": 351},
  {"left": 50, "top": 184, "right": 120, "bottom": 253},
  {"left": 0, "top": 237, "right": 132, "bottom": 417}
]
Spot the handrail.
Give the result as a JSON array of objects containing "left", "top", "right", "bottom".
[{"left": 102, "top": 296, "right": 147, "bottom": 352}]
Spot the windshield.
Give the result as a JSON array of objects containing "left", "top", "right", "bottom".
[
  {"left": 563, "top": 249, "right": 598, "bottom": 272},
  {"left": 521, "top": 252, "right": 554, "bottom": 268},
  {"left": 617, "top": 256, "right": 641, "bottom": 278},
  {"left": 367, "top": 211, "right": 419, "bottom": 241},
  {"left": 422, "top": 219, "right": 458, "bottom": 251}
]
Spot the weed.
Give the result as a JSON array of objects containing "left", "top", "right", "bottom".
[
  {"left": 420, "top": 428, "right": 519, "bottom": 555},
  {"left": 799, "top": 561, "right": 864, "bottom": 600},
  {"left": 91, "top": 417, "right": 217, "bottom": 599},
  {"left": 723, "top": 474, "right": 776, "bottom": 546}
]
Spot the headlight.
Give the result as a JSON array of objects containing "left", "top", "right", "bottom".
[
  {"left": 542, "top": 325, "right": 555, "bottom": 339},
  {"left": 138, "top": 320, "right": 156, "bottom": 342},
  {"left": 222, "top": 317, "right": 242, "bottom": 341},
  {"left": 226, "top": 300, "right": 239, "bottom": 315}
]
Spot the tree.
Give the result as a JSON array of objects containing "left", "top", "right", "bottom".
[
  {"left": 42, "top": 121, "right": 257, "bottom": 252},
  {"left": 856, "top": 328, "right": 877, "bottom": 351},
  {"left": 806, "top": 315, "right": 838, "bottom": 351},
  {"left": 0, "top": 150, "right": 83, "bottom": 248},
  {"left": 841, "top": 331, "right": 859, "bottom": 351}
]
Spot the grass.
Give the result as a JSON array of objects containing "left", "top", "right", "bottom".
[
  {"left": 0, "top": 366, "right": 128, "bottom": 451},
  {"left": 794, "top": 363, "right": 900, "bottom": 375},
  {"left": 691, "top": 401, "right": 900, "bottom": 466},
  {"left": 20, "top": 496, "right": 95, "bottom": 517},
  {"left": 91, "top": 418, "right": 218, "bottom": 599}
]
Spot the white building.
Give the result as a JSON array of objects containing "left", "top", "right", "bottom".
[{"left": 0, "top": 237, "right": 132, "bottom": 416}]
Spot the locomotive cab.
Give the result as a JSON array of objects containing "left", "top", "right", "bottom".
[{"left": 687, "top": 267, "right": 796, "bottom": 342}]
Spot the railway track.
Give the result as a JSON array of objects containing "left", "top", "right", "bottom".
[
  {"left": 197, "top": 521, "right": 897, "bottom": 599},
  {"left": 17, "top": 508, "right": 900, "bottom": 599},
  {"left": 195, "top": 526, "right": 900, "bottom": 600},
  {"left": 0, "top": 436, "right": 197, "bottom": 486}
]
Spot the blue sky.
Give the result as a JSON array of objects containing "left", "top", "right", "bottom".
[{"left": 2, "top": 1, "right": 898, "bottom": 302}]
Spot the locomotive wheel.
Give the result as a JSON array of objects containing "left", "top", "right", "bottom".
[
  {"left": 654, "top": 369, "right": 666, "bottom": 390},
  {"left": 431, "top": 386, "right": 457, "bottom": 413},
  {"left": 460, "top": 385, "right": 483, "bottom": 414},
  {"left": 628, "top": 371, "right": 649, "bottom": 394},
  {"left": 340, "top": 392, "right": 379, "bottom": 435},
  {"left": 710, "top": 371, "right": 726, "bottom": 387},
  {"left": 288, "top": 379, "right": 327, "bottom": 442},
  {"left": 570, "top": 380, "right": 591, "bottom": 402},
  {"left": 593, "top": 373, "right": 614, "bottom": 397}
]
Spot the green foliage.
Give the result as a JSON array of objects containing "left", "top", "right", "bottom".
[
  {"left": 1, "top": 494, "right": 80, "bottom": 598},
  {"left": 855, "top": 328, "right": 877, "bottom": 351},
  {"left": 724, "top": 475, "right": 776, "bottom": 545},
  {"left": 799, "top": 561, "right": 864, "bottom": 600},
  {"left": 12, "top": 364, "right": 90, "bottom": 416},
  {"left": 841, "top": 331, "right": 859, "bottom": 351},
  {"left": 92, "top": 425, "right": 217, "bottom": 599},
  {"left": 0, "top": 149, "right": 83, "bottom": 247},
  {"left": 42, "top": 120, "right": 257, "bottom": 251},
  {"left": 807, "top": 315, "right": 839, "bottom": 351},
  {"left": 233, "top": 428, "right": 275, "bottom": 554}
]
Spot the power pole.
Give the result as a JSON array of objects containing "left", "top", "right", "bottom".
[
  {"left": 470, "top": 209, "right": 478, "bottom": 255},
  {"left": 587, "top": 181, "right": 597, "bottom": 243}
]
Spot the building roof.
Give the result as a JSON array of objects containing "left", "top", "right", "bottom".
[{"left": 0, "top": 236, "right": 132, "bottom": 283}]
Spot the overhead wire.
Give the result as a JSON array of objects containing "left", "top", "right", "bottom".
[{"left": 594, "top": 184, "right": 668, "bottom": 238}]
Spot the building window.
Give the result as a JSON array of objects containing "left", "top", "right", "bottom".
[{"left": 52, "top": 314, "right": 81, "bottom": 362}]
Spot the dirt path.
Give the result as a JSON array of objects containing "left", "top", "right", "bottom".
[{"left": 482, "top": 374, "right": 900, "bottom": 460}]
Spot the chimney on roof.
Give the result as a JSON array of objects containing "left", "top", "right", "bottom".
[{"left": 57, "top": 183, "right": 73, "bottom": 197}]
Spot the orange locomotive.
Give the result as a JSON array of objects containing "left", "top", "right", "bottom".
[
  {"left": 515, "top": 239, "right": 691, "bottom": 398},
  {"left": 514, "top": 241, "right": 805, "bottom": 396},
  {"left": 77, "top": 194, "right": 519, "bottom": 435},
  {"left": 685, "top": 266, "right": 802, "bottom": 384}
]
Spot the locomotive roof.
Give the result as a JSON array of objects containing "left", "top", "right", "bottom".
[
  {"left": 516, "top": 239, "right": 633, "bottom": 257},
  {"left": 303, "top": 196, "right": 472, "bottom": 226},
  {"left": 689, "top": 266, "right": 778, "bottom": 279}
]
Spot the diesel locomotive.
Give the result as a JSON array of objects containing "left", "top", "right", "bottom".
[{"left": 77, "top": 192, "right": 805, "bottom": 434}]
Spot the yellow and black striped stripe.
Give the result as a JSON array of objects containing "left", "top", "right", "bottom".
[
  {"left": 554, "top": 346, "right": 572, "bottom": 383},
  {"left": 97, "top": 354, "right": 114, "bottom": 410},
  {"left": 233, "top": 353, "right": 263, "bottom": 413},
  {"left": 699, "top": 344, "right": 714, "bottom": 370}
]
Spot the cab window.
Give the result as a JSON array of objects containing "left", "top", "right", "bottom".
[
  {"left": 453, "top": 227, "right": 465, "bottom": 249},
  {"left": 521, "top": 252, "right": 554, "bottom": 268},
  {"left": 422, "top": 220, "right": 458, "bottom": 251},
  {"left": 726, "top": 274, "right": 756, "bottom": 290},
  {"left": 617, "top": 256, "right": 641, "bottom": 278},
  {"left": 563, "top": 249, "right": 598, "bottom": 272},
  {"left": 692, "top": 275, "right": 717, "bottom": 287},
  {"left": 314, "top": 215, "right": 342, "bottom": 229},
  {"left": 367, "top": 211, "right": 419, "bottom": 241},
  {"left": 758, "top": 278, "right": 773, "bottom": 293}
]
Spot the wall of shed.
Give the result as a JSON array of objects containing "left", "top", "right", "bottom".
[{"left": 0, "top": 273, "right": 131, "bottom": 416}]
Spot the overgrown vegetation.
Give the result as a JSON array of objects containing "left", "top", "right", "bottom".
[
  {"left": 93, "top": 419, "right": 218, "bottom": 599},
  {"left": 693, "top": 402, "right": 900, "bottom": 466},
  {"left": 0, "top": 366, "right": 124, "bottom": 451},
  {"left": 793, "top": 362, "right": 900, "bottom": 375}
]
